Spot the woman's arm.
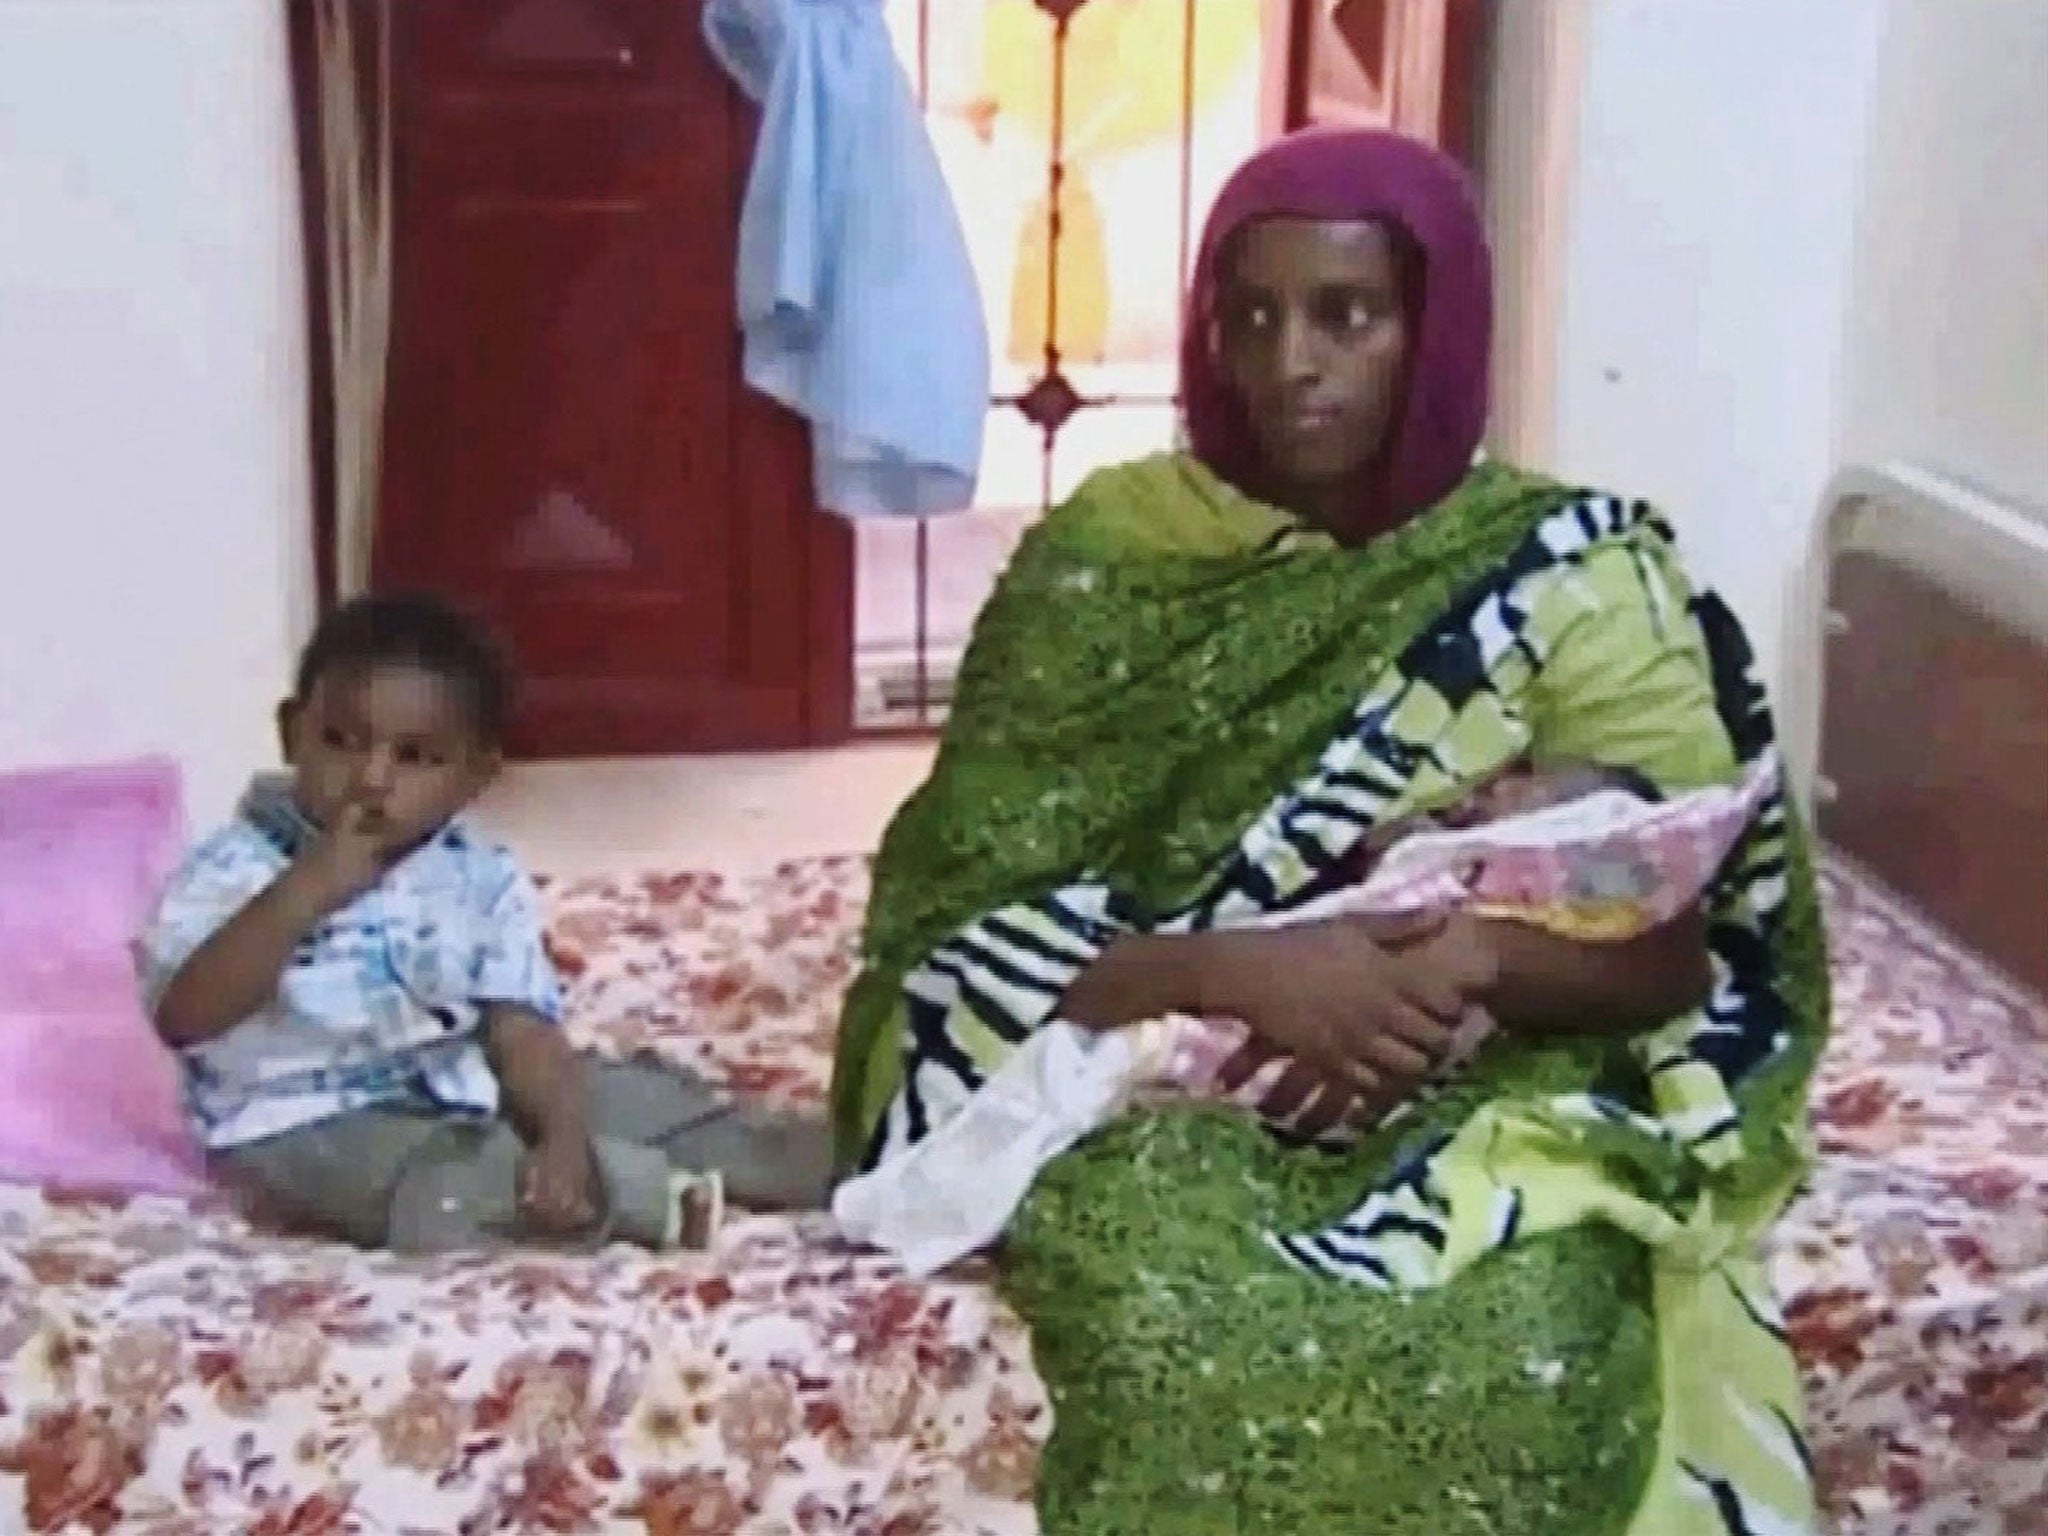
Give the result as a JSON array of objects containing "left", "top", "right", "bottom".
[
  {"left": 1057, "top": 931, "right": 1229, "bottom": 1031},
  {"left": 1064, "top": 903, "right": 1712, "bottom": 1043},
  {"left": 1469, "top": 908, "right": 1713, "bottom": 1036},
  {"left": 1487, "top": 533, "right": 1740, "bottom": 1037},
  {"left": 1061, "top": 912, "right": 1487, "bottom": 1138}
]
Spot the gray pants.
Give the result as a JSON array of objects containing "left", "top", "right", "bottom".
[{"left": 212, "top": 1054, "right": 831, "bottom": 1255}]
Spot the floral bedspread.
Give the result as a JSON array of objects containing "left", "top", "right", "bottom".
[
  {"left": 0, "top": 859, "right": 1042, "bottom": 1536},
  {"left": 3, "top": 855, "right": 2045, "bottom": 1534},
  {"left": 1775, "top": 863, "right": 2048, "bottom": 1534}
]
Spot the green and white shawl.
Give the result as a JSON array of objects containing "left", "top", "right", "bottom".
[{"left": 832, "top": 453, "right": 1827, "bottom": 1535}]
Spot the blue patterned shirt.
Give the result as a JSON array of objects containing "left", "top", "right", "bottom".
[{"left": 137, "top": 774, "right": 564, "bottom": 1151}]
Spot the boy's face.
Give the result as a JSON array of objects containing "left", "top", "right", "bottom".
[{"left": 278, "top": 664, "right": 499, "bottom": 853}]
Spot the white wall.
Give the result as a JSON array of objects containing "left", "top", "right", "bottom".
[
  {"left": 1836, "top": 1, "right": 2048, "bottom": 515},
  {"left": 1543, "top": 0, "right": 1887, "bottom": 704},
  {"left": 1539, "top": 0, "right": 2048, "bottom": 784},
  {"left": 0, "top": 0, "right": 312, "bottom": 827}
]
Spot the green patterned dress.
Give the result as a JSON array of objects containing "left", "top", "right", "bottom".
[{"left": 832, "top": 454, "right": 1826, "bottom": 1535}]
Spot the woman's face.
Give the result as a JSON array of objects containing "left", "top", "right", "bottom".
[{"left": 1214, "top": 218, "right": 1413, "bottom": 527}]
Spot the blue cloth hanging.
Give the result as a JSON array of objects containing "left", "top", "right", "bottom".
[{"left": 703, "top": 0, "right": 989, "bottom": 519}]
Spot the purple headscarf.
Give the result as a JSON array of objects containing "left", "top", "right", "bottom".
[{"left": 1181, "top": 128, "right": 1493, "bottom": 532}]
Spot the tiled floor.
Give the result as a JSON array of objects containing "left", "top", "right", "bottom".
[{"left": 473, "top": 741, "right": 935, "bottom": 878}]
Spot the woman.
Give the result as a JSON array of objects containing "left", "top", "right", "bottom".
[{"left": 833, "top": 130, "right": 1826, "bottom": 1535}]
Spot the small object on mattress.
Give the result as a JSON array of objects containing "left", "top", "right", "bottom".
[
  {"left": 672, "top": 1167, "right": 725, "bottom": 1249},
  {"left": 833, "top": 756, "right": 1777, "bottom": 1277},
  {"left": 0, "top": 757, "right": 205, "bottom": 1194}
]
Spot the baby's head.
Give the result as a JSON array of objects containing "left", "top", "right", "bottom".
[
  {"left": 1453, "top": 760, "right": 1662, "bottom": 825},
  {"left": 278, "top": 593, "right": 511, "bottom": 850}
]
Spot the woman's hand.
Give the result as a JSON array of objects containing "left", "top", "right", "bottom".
[
  {"left": 1209, "top": 910, "right": 1499, "bottom": 1134},
  {"left": 1213, "top": 1035, "right": 1367, "bottom": 1138}
]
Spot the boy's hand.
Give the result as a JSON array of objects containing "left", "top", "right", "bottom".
[
  {"left": 519, "top": 1131, "right": 601, "bottom": 1235},
  {"left": 295, "top": 802, "right": 392, "bottom": 912}
]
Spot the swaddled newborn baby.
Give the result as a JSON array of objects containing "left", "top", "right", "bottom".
[
  {"left": 1317, "top": 757, "right": 1674, "bottom": 930},
  {"left": 1155, "top": 758, "right": 1674, "bottom": 1128},
  {"left": 834, "top": 754, "right": 1776, "bottom": 1276}
]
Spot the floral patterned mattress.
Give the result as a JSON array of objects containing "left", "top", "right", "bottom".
[{"left": 2, "top": 855, "right": 2044, "bottom": 1535}]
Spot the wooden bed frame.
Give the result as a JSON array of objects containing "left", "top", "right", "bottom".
[{"left": 1812, "top": 464, "right": 2048, "bottom": 1002}]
